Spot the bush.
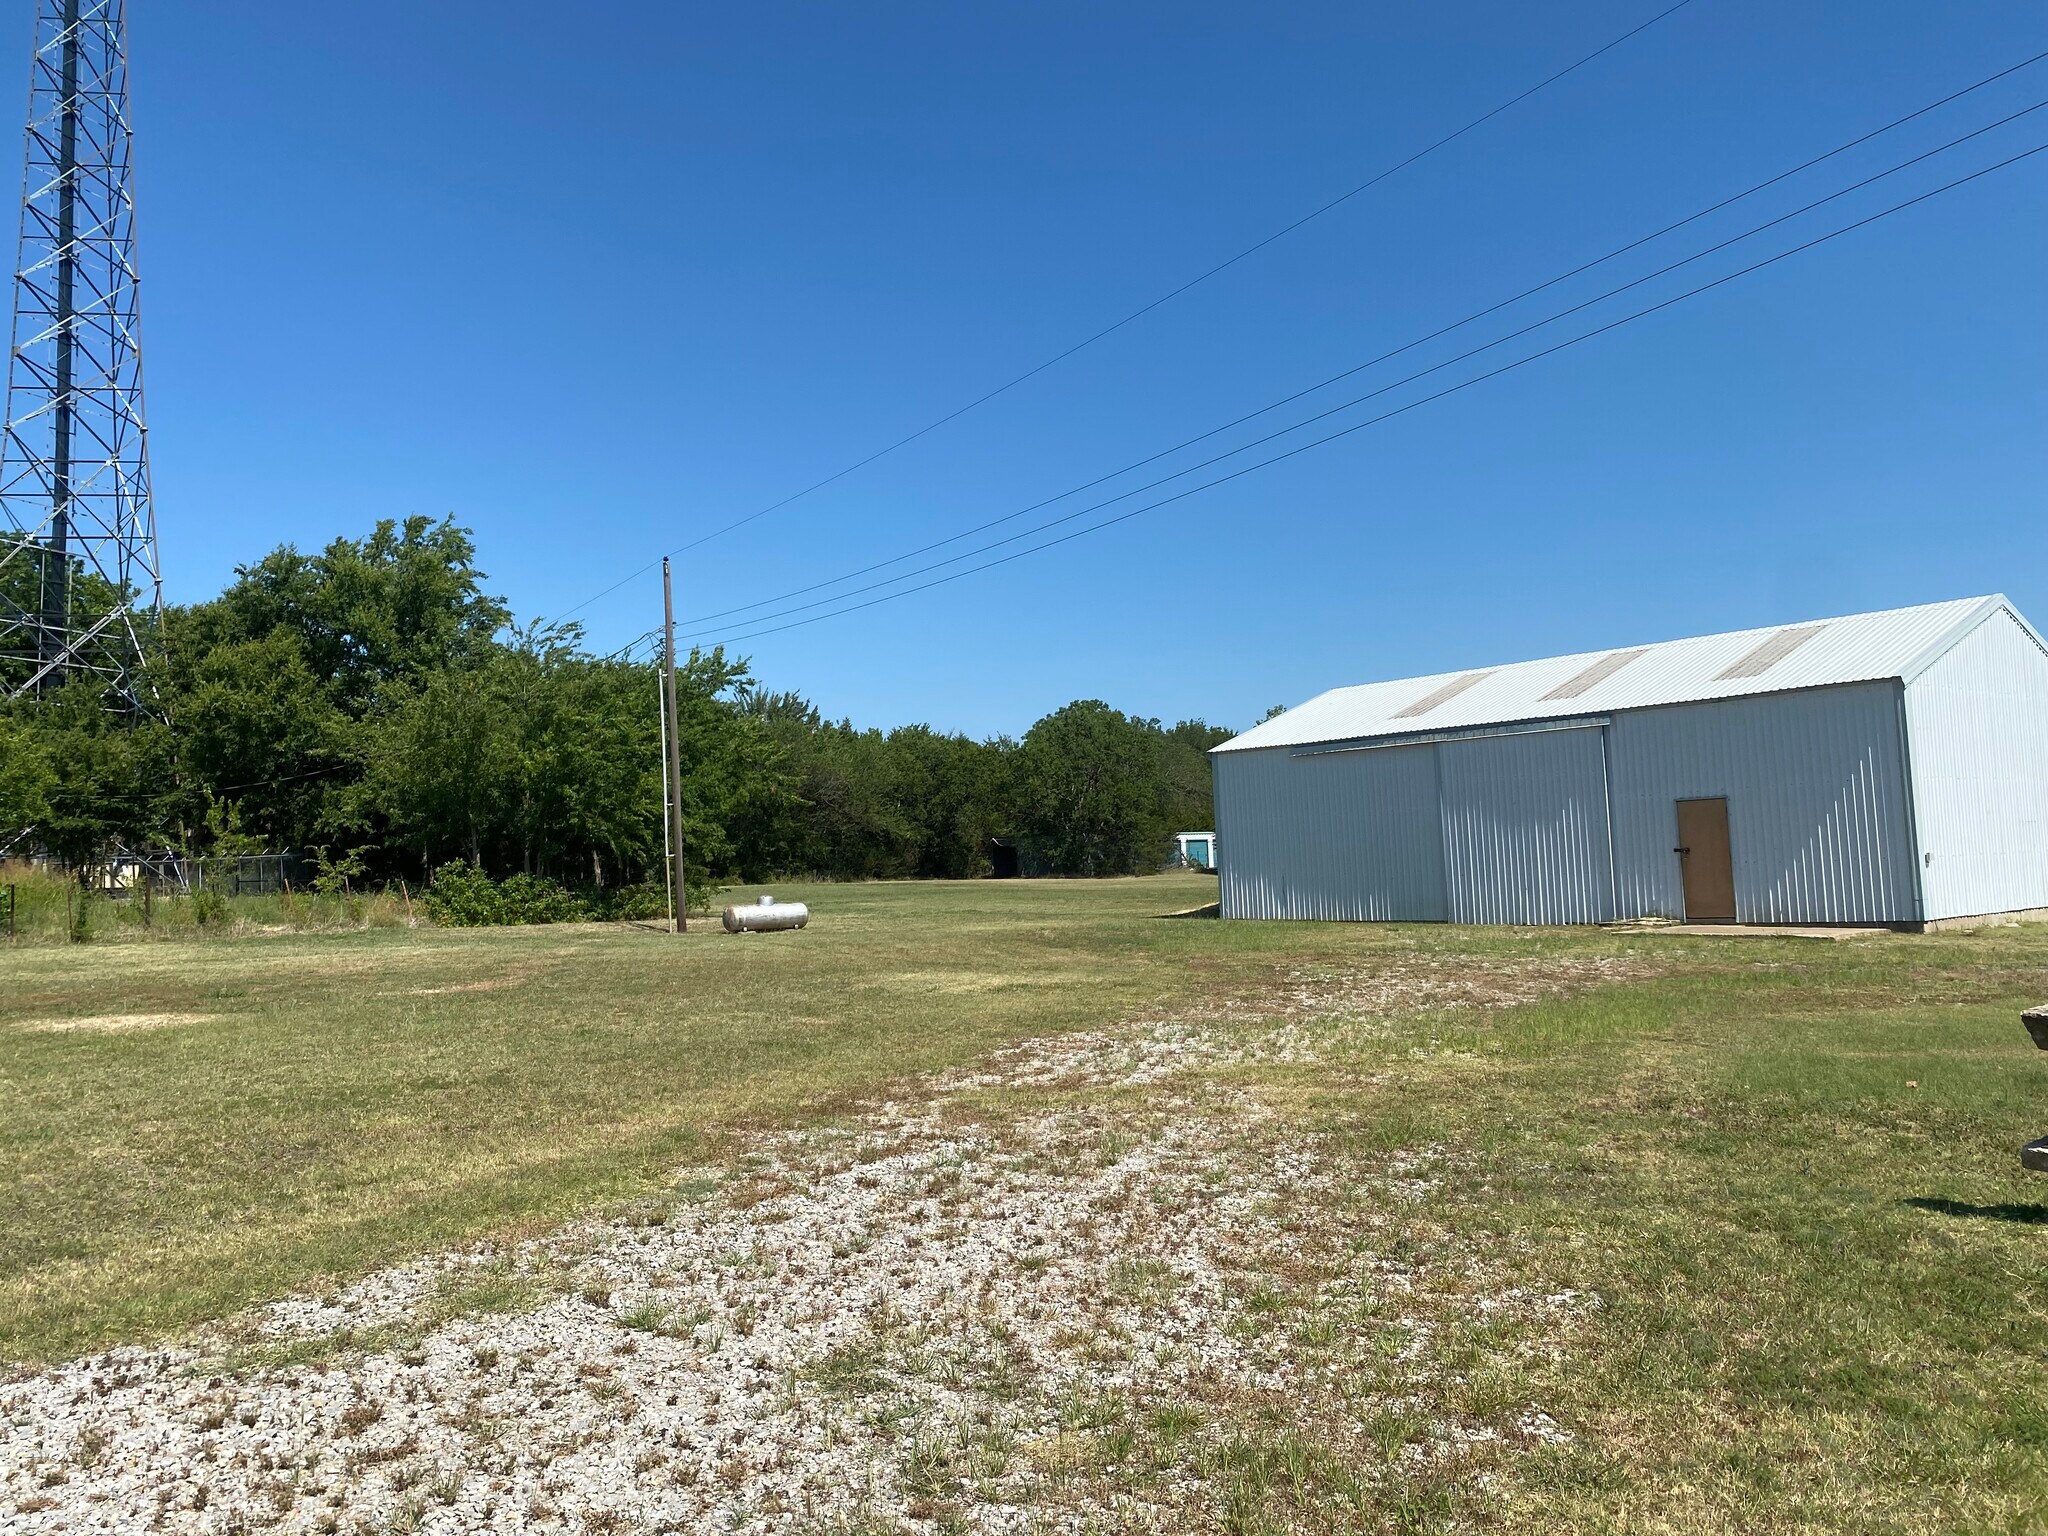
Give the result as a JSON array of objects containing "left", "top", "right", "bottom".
[
  {"left": 593, "top": 882, "right": 667, "bottom": 922},
  {"left": 421, "top": 861, "right": 592, "bottom": 927},
  {"left": 422, "top": 862, "right": 509, "bottom": 926},
  {"left": 494, "top": 873, "right": 587, "bottom": 925}
]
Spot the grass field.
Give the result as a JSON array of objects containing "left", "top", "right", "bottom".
[
  {"left": 4, "top": 877, "right": 2048, "bottom": 1532},
  {"left": 0, "top": 874, "right": 1242, "bottom": 1361}
]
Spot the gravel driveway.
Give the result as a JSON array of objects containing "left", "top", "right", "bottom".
[{"left": 2, "top": 954, "right": 1630, "bottom": 1533}]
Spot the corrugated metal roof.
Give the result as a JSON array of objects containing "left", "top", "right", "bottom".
[{"left": 1216, "top": 595, "right": 2024, "bottom": 755}]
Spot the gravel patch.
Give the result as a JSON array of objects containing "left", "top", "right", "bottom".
[
  {"left": 1, "top": 953, "right": 1625, "bottom": 1532},
  {"left": 936, "top": 951, "right": 1653, "bottom": 1092}
]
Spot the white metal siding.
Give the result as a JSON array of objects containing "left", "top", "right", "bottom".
[
  {"left": 1437, "top": 727, "right": 1615, "bottom": 924},
  {"left": 1215, "top": 743, "right": 1445, "bottom": 921},
  {"left": 1903, "top": 609, "right": 2048, "bottom": 920},
  {"left": 1606, "top": 684, "right": 1919, "bottom": 924}
]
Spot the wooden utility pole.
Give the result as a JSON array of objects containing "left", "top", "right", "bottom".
[
  {"left": 655, "top": 672, "right": 673, "bottom": 929},
  {"left": 661, "top": 557, "right": 688, "bottom": 932}
]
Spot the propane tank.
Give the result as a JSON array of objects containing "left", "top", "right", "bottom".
[{"left": 722, "top": 894, "right": 810, "bottom": 933}]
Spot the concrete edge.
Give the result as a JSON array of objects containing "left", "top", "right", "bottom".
[{"left": 1920, "top": 907, "right": 2048, "bottom": 933}]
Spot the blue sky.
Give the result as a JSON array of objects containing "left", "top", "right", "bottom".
[{"left": 115, "top": 0, "right": 2046, "bottom": 736}]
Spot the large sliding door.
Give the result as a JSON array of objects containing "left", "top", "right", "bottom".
[
  {"left": 1437, "top": 727, "right": 1615, "bottom": 925},
  {"left": 1216, "top": 742, "right": 1446, "bottom": 920}
]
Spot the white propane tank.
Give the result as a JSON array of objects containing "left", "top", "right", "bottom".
[{"left": 722, "top": 894, "right": 810, "bottom": 933}]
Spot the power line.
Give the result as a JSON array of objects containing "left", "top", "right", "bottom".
[
  {"left": 671, "top": 98, "right": 2048, "bottom": 642},
  {"left": 674, "top": 51, "right": 2048, "bottom": 632},
  {"left": 689, "top": 141, "right": 2048, "bottom": 650},
  {"left": 548, "top": 0, "right": 1702, "bottom": 625},
  {"left": 43, "top": 761, "right": 356, "bottom": 807},
  {"left": 600, "top": 627, "right": 661, "bottom": 663},
  {"left": 631, "top": 121, "right": 2043, "bottom": 663},
  {"left": 211, "top": 763, "right": 354, "bottom": 796}
]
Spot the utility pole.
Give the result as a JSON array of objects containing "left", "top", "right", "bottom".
[
  {"left": 655, "top": 671, "right": 673, "bottom": 929},
  {"left": 661, "top": 557, "right": 687, "bottom": 932}
]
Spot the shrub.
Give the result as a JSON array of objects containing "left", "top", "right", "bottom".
[
  {"left": 421, "top": 862, "right": 591, "bottom": 927},
  {"left": 493, "top": 873, "right": 586, "bottom": 925},
  {"left": 421, "top": 862, "right": 508, "bottom": 926},
  {"left": 593, "top": 883, "right": 667, "bottom": 922}
]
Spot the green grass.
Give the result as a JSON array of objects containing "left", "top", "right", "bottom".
[
  {"left": 4, "top": 876, "right": 2047, "bottom": 1529},
  {"left": 1, "top": 873, "right": 1245, "bottom": 1360},
  {"left": 1182, "top": 924, "right": 2048, "bottom": 1533}
]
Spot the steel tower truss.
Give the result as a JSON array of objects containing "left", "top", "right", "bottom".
[{"left": 0, "top": 0, "right": 157, "bottom": 709}]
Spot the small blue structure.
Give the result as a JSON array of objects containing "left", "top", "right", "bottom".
[{"left": 1174, "top": 832, "right": 1217, "bottom": 870}]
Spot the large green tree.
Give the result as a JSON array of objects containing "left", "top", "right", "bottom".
[
  {"left": 353, "top": 627, "right": 777, "bottom": 889},
  {"left": 1015, "top": 700, "right": 1172, "bottom": 876},
  {"left": 188, "top": 515, "right": 509, "bottom": 713},
  {"left": 732, "top": 692, "right": 1016, "bottom": 880},
  {"left": 1158, "top": 718, "right": 1231, "bottom": 832},
  {"left": 0, "top": 707, "right": 54, "bottom": 841},
  {"left": 166, "top": 626, "right": 355, "bottom": 851},
  {"left": 7, "top": 678, "right": 176, "bottom": 870},
  {"left": 0, "top": 513, "right": 1244, "bottom": 892}
]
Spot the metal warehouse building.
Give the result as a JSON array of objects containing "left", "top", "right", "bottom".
[{"left": 1212, "top": 596, "right": 2048, "bottom": 929}]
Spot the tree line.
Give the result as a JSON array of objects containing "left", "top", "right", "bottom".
[{"left": 0, "top": 518, "right": 1234, "bottom": 893}]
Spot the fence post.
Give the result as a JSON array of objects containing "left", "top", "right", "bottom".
[{"left": 2024, "top": 1007, "right": 2048, "bottom": 1173}]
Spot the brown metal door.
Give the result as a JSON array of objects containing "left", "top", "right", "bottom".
[{"left": 1675, "top": 798, "right": 1736, "bottom": 922}]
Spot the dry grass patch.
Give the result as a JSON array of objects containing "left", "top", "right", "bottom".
[
  {"left": 13, "top": 1011, "right": 218, "bottom": 1035},
  {"left": 398, "top": 966, "right": 546, "bottom": 997}
]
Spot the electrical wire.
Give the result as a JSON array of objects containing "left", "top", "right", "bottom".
[
  {"left": 687, "top": 140, "right": 2048, "bottom": 650},
  {"left": 672, "top": 52, "right": 2048, "bottom": 632},
  {"left": 668, "top": 98, "right": 2048, "bottom": 642},
  {"left": 547, "top": 0, "right": 1703, "bottom": 625},
  {"left": 40, "top": 761, "right": 356, "bottom": 807}
]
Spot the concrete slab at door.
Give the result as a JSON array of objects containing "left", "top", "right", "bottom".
[{"left": 1676, "top": 797, "right": 1736, "bottom": 921}]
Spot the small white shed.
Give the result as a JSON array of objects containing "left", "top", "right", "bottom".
[{"left": 1211, "top": 596, "right": 2048, "bottom": 929}]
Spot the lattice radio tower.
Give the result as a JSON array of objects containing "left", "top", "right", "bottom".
[{"left": 0, "top": 0, "right": 158, "bottom": 711}]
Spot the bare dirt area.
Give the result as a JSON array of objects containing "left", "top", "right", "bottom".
[{"left": 0, "top": 951, "right": 1647, "bottom": 1533}]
